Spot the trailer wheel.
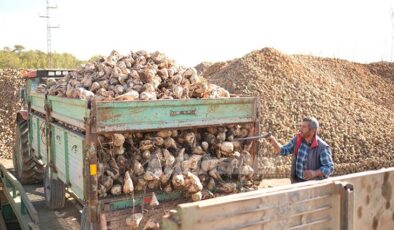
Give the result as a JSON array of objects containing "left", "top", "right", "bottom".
[
  {"left": 81, "top": 206, "right": 94, "bottom": 230},
  {"left": 13, "top": 119, "right": 43, "bottom": 184},
  {"left": 44, "top": 166, "right": 65, "bottom": 209}
]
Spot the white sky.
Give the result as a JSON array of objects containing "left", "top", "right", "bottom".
[{"left": 0, "top": 0, "right": 393, "bottom": 66}]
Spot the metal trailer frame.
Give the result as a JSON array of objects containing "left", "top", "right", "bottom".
[
  {"left": 0, "top": 164, "right": 39, "bottom": 230},
  {"left": 26, "top": 88, "right": 260, "bottom": 228}
]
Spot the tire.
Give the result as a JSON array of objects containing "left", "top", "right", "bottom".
[
  {"left": 13, "top": 119, "right": 43, "bottom": 184},
  {"left": 44, "top": 166, "right": 65, "bottom": 209},
  {"left": 81, "top": 206, "right": 95, "bottom": 230}
]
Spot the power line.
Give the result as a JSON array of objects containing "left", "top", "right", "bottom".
[{"left": 40, "top": 0, "right": 59, "bottom": 68}]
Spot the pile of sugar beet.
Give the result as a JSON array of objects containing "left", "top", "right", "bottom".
[
  {"left": 0, "top": 69, "right": 25, "bottom": 159},
  {"left": 37, "top": 50, "right": 230, "bottom": 101},
  {"left": 199, "top": 47, "right": 394, "bottom": 178}
]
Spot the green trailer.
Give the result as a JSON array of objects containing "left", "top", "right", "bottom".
[{"left": 13, "top": 70, "right": 260, "bottom": 229}]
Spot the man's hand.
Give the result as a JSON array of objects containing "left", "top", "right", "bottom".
[
  {"left": 266, "top": 135, "right": 276, "bottom": 145},
  {"left": 304, "top": 170, "right": 324, "bottom": 180},
  {"left": 266, "top": 136, "right": 281, "bottom": 154}
]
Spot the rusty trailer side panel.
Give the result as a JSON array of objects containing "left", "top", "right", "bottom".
[
  {"left": 29, "top": 93, "right": 259, "bottom": 134},
  {"left": 94, "top": 97, "right": 258, "bottom": 133},
  {"left": 51, "top": 123, "right": 85, "bottom": 199},
  {"left": 29, "top": 93, "right": 45, "bottom": 114},
  {"left": 29, "top": 93, "right": 89, "bottom": 130},
  {"left": 29, "top": 115, "right": 47, "bottom": 164},
  {"left": 48, "top": 95, "right": 89, "bottom": 130}
]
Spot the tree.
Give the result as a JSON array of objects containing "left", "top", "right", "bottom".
[
  {"left": 0, "top": 50, "right": 20, "bottom": 68},
  {"left": 12, "top": 45, "right": 25, "bottom": 53},
  {"left": 0, "top": 45, "right": 83, "bottom": 69}
]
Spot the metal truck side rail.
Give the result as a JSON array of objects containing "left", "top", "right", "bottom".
[
  {"left": 0, "top": 164, "right": 39, "bottom": 230},
  {"left": 163, "top": 167, "right": 394, "bottom": 230},
  {"left": 94, "top": 97, "right": 258, "bottom": 133},
  {"left": 29, "top": 93, "right": 259, "bottom": 133}
]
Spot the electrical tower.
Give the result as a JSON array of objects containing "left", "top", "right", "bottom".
[{"left": 40, "top": 0, "right": 59, "bottom": 68}]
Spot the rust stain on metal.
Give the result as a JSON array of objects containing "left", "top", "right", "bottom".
[
  {"left": 367, "top": 184, "right": 372, "bottom": 193},
  {"left": 97, "top": 109, "right": 121, "bottom": 121},
  {"left": 361, "top": 177, "right": 367, "bottom": 189},
  {"left": 97, "top": 107, "right": 146, "bottom": 123},
  {"left": 357, "top": 206, "right": 362, "bottom": 219},
  {"left": 207, "top": 103, "right": 220, "bottom": 114},
  {"left": 372, "top": 215, "right": 379, "bottom": 230}
]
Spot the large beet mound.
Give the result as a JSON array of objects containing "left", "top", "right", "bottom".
[
  {"left": 0, "top": 69, "right": 24, "bottom": 159},
  {"left": 199, "top": 47, "right": 394, "bottom": 178}
]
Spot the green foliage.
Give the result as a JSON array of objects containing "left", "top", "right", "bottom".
[
  {"left": 0, "top": 51, "right": 20, "bottom": 68},
  {"left": 0, "top": 45, "right": 83, "bottom": 69},
  {"left": 88, "top": 55, "right": 104, "bottom": 62},
  {"left": 12, "top": 44, "right": 25, "bottom": 53}
]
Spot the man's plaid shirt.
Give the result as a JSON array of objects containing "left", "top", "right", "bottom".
[{"left": 280, "top": 135, "right": 334, "bottom": 180}]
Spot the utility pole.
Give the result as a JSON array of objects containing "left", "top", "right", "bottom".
[{"left": 40, "top": 0, "right": 59, "bottom": 68}]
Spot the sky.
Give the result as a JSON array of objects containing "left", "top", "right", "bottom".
[{"left": 0, "top": 0, "right": 393, "bottom": 66}]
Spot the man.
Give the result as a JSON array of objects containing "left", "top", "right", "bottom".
[{"left": 268, "top": 117, "right": 334, "bottom": 183}]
